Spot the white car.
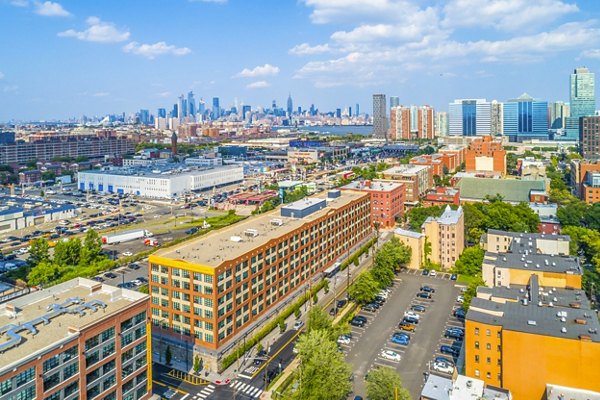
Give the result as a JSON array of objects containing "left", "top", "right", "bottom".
[
  {"left": 380, "top": 350, "right": 401, "bottom": 362},
  {"left": 429, "top": 270, "right": 437, "bottom": 277},
  {"left": 337, "top": 335, "right": 352, "bottom": 345},
  {"left": 404, "top": 311, "right": 421, "bottom": 320},
  {"left": 377, "top": 291, "right": 389, "bottom": 299},
  {"left": 456, "top": 295, "right": 465, "bottom": 304},
  {"left": 293, "top": 320, "right": 304, "bottom": 330},
  {"left": 122, "top": 251, "right": 133, "bottom": 257},
  {"left": 131, "top": 279, "right": 142, "bottom": 286},
  {"left": 432, "top": 361, "right": 454, "bottom": 374}
]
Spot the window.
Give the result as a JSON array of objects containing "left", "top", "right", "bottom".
[
  {"left": 486, "top": 343, "right": 491, "bottom": 350},
  {"left": 63, "top": 363, "right": 78, "bottom": 380},
  {"left": 43, "top": 355, "right": 60, "bottom": 373},
  {"left": 486, "top": 329, "right": 491, "bottom": 336},
  {"left": 486, "top": 372, "right": 491, "bottom": 379},
  {"left": 16, "top": 368, "right": 35, "bottom": 387},
  {"left": 474, "top": 341, "right": 479, "bottom": 349},
  {"left": 14, "top": 386, "right": 36, "bottom": 400},
  {"left": 486, "top": 357, "right": 491, "bottom": 364},
  {"left": 43, "top": 372, "right": 60, "bottom": 391},
  {"left": 102, "top": 375, "right": 116, "bottom": 391},
  {"left": 474, "top": 369, "right": 480, "bottom": 377},
  {"left": 63, "top": 381, "right": 78, "bottom": 397},
  {"left": 85, "top": 335, "right": 100, "bottom": 351},
  {"left": 0, "top": 379, "right": 12, "bottom": 396},
  {"left": 45, "top": 392, "right": 61, "bottom": 400},
  {"left": 86, "top": 351, "right": 100, "bottom": 368},
  {"left": 474, "top": 328, "right": 479, "bottom": 336},
  {"left": 62, "top": 346, "right": 78, "bottom": 362},
  {"left": 102, "top": 342, "right": 116, "bottom": 358},
  {"left": 475, "top": 355, "right": 479, "bottom": 363},
  {"left": 101, "top": 327, "right": 115, "bottom": 342}
]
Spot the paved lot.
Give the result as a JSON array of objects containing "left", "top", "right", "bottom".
[{"left": 346, "top": 271, "right": 462, "bottom": 399}]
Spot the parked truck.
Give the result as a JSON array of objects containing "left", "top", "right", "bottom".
[
  {"left": 143, "top": 238, "right": 160, "bottom": 247},
  {"left": 101, "top": 229, "right": 152, "bottom": 245}
]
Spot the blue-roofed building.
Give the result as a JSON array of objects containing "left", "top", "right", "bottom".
[{"left": 0, "top": 196, "right": 79, "bottom": 233}]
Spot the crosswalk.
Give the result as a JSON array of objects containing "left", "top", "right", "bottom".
[
  {"left": 193, "top": 384, "right": 215, "bottom": 400},
  {"left": 230, "top": 381, "right": 263, "bottom": 398}
]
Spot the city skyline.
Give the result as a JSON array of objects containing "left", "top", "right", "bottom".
[{"left": 2, "top": 0, "right": 600, "bottom": 121}]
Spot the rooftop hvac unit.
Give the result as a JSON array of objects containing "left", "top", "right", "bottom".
[
  {"left": 244, "top": 229, "right": 259, "bottom": 237},
  {"left": 271, "top": 218, "right": 283, "bottom": 226},
  {"left": 230, "top": 236, "right": 242, "bottom": 242}
]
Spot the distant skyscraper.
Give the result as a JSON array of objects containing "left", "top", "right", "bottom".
[
  {"left": 310, "top": 104, "right": 316, "bottom": 116},
  {"left": 373, "top": 94, "right": 388, "bottom": 140},
  {"left": 178, "top": 95, "right": 185, "bottom": 119},
  {"left": 448, "top": 99, "right": 491, "bottom": 136},
  {"left": 549, "top": 101, "right": 570, "bottom": 130},
  {"left": 580, "top": 116, "right": 600, "bottom": 160},
  {"left": 139, "top": 109, "right": 150, "bottom": 125},
  {"left": 187, "top": 91, "right": 196, "bottom": 117},
  {"left": 335, "top": 108, "right": 342, "bottom": 119},
  {"left": 198, "top": 100, "right": 206, "bottom": 116},
  {"left": 171, "top": 103, "right": 178, "bottom": 119},
  {"left": 272, "top": 99, "right": 277, "bottom": 110},
  {"left": 565, "top": 67, "right": 596, "bottom": 141},
  {"left": 349, "top": 106, "right": 352, "bottom": 117},
  {"left": 356, "top": 103, "right": 360, "bottom": 117},
  {"left": 490, "top": 100, "right": 504, "bottom": 136},
  {"left": 242, "top": 105, "right": 251, "bottom": 120},
  {"left": 287, "top": 94, "right": 293, "bottom": 116},
  {"left": 212, "top": 97, "right": 220, "bottom": 119},
  {"left": 503, "top": 93, "right": 549, "bottom": 141},
  {"left": 435, "top": 112, "right": 448, "bottom": 137},
  {"left": 390, "top": 96, "right": 400, "bottom": 109},
  {"left": 157, "top": 108, "right": 166, "bottom": 118}
]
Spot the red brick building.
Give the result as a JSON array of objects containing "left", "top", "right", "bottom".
[
  {"left": 422, "top": 187, "right": 460, "bottom": 207},
  {"left": 342, "top": 180, "right": 405, "bottom": 228},
  {"left": 464, "top": 135, "right": 506, "bottom": 177}
]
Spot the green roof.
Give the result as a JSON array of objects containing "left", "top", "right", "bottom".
[{"left": 456, "top": 178, "right": 545, "bottom": 203}]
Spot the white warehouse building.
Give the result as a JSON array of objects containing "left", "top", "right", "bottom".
[{"left": 77, "top": 165, "right": 244, "bottom": 199}]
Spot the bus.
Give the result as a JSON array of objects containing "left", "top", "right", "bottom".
[{"left": 323, "top": 262, "right": 341, "bottom": 278}]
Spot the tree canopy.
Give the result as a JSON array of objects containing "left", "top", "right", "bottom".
[
  {"left": 453, "top": 246, "right": 485, "bottom": 276},
  {"left": 365, "top": 367, "right": 410, "bottom": 400}
]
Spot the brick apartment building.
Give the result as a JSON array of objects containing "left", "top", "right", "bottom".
[
  {"left": 148, "top": 190, "right": 372, "bottom": 371},
  {"left": 0, "top": 278, "right": 150, "bottom": 400},
  {"left": 571, "top": 159, "right": 600, "bottom": 203},
  {"left": 464, "top": 135, "right": 506, "bottom": 177},
  {"left": 341, "top": 180, "right": 405, "bottom": 228},
  {"left": 389, "top": 106, "right": 434, "bottom": 140},
  {"left": 422, "top": 187, "right": 460, "bottom": 207},
  {"left": 580, "top": 116, "right": 600, "bottom": 161},
  {"left": 381, "top": 164, "right": 432, "bottom": 204}
]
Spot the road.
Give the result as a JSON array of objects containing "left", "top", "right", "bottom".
[{"left": 345, "top": 271, "right": 461, "bottom": 398}]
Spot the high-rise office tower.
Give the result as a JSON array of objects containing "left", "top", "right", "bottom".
[
  {"left": 448, "top": 99, "right": 491, "bottom": 136},
  {"left": 272, "top": 99, "right": 277, "bottom": 110},
  {"left": 171, "top": 104, "right": 178, "bottom": 119},
  {"left": 580, "top": 116, "right": 600, "bottom": 160},
  {"left": 503, "top": 93, "right": 549, "bottom": 142},
  {"left": 490, "top": 100, "right": 504, "bottom": 136},
  {"left": 349, "top": 106, "right": 352, "bottom": 117},
  {"left": 242, "top": 105, "right": 251, "bottom": 120},
  {"left": 287, "top": 94, "right": 293, "bottom": 116},
  {"left": 178, "top": 95, "right": 186, "bottom": 119},
  {"left": 212, "top": 97, "right": 220, "bottom": 120},
  {"left": 187, "top": 91, "right": 196, "bottom": 117},
  {"left": 198, "top": 100, "right": 206, "bottom": 116},
  {"left": 373, "top": 94, "right": 388, "bottom": 140},
  {"left": 565, "top": 67, "right": 596, "bottom": 141},
  {"left": 336, "top": 108, "right": 342, "bottom": 119},
  {"left": 390, "top": 96, "right": 400, "bottom": 109},
  {"left": 549, "top": 101, "right": 570, "bottom": 129},
  {"left": 138, "top": 109, "right": 150, "bottom": 125},
  {"left": 435, "top": 112, "right": 448, "bottom": 137},
  {"left": 310, "top": 104, "right": 316, "bottom": 116},
  {"left": 356, "top": 103, "right": 360, "bottom": 117},
  {"left": 157, "top": 108, "right": 166, "bottom": 118}
]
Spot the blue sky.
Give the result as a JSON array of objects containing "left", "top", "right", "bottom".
[{"left": 1, "top": 0, "right": 600, "bottom": 121}]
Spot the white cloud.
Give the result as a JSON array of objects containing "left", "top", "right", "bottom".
[
  {"left": 34, "top": 1, "right": 70, "bottom": 17},
  {"left": 289, "top": 43, "right": 333, "bottom": 55},
  {"left": 122, "top": 41, "right": 192, "bottom": 59},
  {"left": 303, "top": 0, "right": 411, "bottom": 24},
  {"left": 442, "top": 0, "right": 578, "bottom": 31},
  {"left": 235, "top": 64, "right": 280, "bottom": 78},
  {"left": 246, "top": 81, "right": 270, "bottom": 89},
  {"left": 92, "top": 92, "right": 109, "bottom": 97},
  {"left": 10, "top": 0, "right": 29, "bottom": 7},
  {"left": 58, "top": 17, "right": 130, "bottom": 43},
  {"left": 581, "top": 49, "right": 600, "bottom": 59}
]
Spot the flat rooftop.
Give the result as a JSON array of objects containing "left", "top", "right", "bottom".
[
  {"left": 382, "top": 164, "right": 429, "bottom": 176},
  {"left": 79, "top": 164, "right": 241, "bottom": 179},
  {"left": 342, "top": 180, "right": 404, "bottom": 192},
  {"left": 0, "top": 195, "right": 77, "bottom": 217},
  {"left": 487, "top": 229, "right": 569, "bottom": 242},
  {"left": 485, "top": 251, "right": 581, "bottom": 275},
  {"left": 0, "top": 278, "right": 147, "bottom": 374},
  {"left": 153, "top": 191, "right": 368, "bottom": 268},
  {"left": 477, "top": 285, "right": 591, "bottom": 309}
]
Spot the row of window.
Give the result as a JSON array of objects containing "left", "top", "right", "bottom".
[{"left": 0, "top": 367, "right": 36, "bottom": 397}]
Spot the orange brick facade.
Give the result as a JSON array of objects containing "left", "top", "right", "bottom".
[
  {"left": 341, "top": 181, "right": 405, "bottom": 228},
  {"left": 389, "top": 106, "right": 434, "bottom": 140},
  {"left": 465, "top": 135, "right": 506, "bottom": 176}
]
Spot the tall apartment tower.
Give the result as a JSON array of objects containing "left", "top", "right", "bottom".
[
  {"left": 565, "top": 67, "right": 596, "bottom": 141},
  {"left": 580, "top": 116, "right": 600, "bottom": 160},
  {"left": 490, "top": 100, "right": 504, "bottom": 136},
  {"left": 389, "top": 96, "right": 400, "bottom": 109},
  {"left": 549, "top": 101, "right": 570, "bottom": 130},
  {"left": 448, "top": 99, "right": 492, "bottom": 136},
  {"left": 373, "top": 94, "right": 388, "bottom": 140},
  {"left": 390, "top": 106, "right": 434, "bottom": 140},
  {"left": 435, "top": 111, "right": 449, "bottom": 137}
]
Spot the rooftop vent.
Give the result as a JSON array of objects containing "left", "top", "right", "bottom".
[
  {"left": 561, "top": 327, "right": 567, "bottom": 334},
  {"left": 230, "top": 236, "right": 242, "bottom": 242},
  {"left": 527, "top": 320, "right": 537, "bottom": 325},
  {"left": 244, "top": 229, "right": 259, "bottom": 238},
  {"left": 270, "top": 218, "right": 283, "bottom": 226},
  {"left": 575, "top": 318, "right": 588, "bottom": 325}
]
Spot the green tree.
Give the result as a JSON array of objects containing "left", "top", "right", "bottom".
[
  {"left": 583, "top": 203, "right": 600, "bottom": 231},
  {"left": 307, "top": 305, "right": 334, "bottom": 333},
  {"left": 27, "top": 260, "right": 61, "bottom": 286},
  {"left": 453, "top": 246, "right": 485, "bottom": 276},
  {"left": 294, "top": 330, "right": 352, "bottom": 400},
  {"left": 423, "top": 237, "right": 432, "bottom": 266},
  {"left": 463, "top": 276, "right": 485, "bottom": 311},
  {"left": 313, "top": 293, "right": 318, "bottom": 305},
  {"left": 294, "top": 307, "right": 301, "bottom": 319},
  {"left": 41, "top": 171, "right": 56, "bottom": 181},
  {"left": 80, "top": 229, "right": 103, "bottom": 266},
  {"left": 348, "top": 272, "right": 379, "bottom": 304},
  {"left": 366, "top": 366, "right": 410, "bottom": 400},
  {"left": 28, "top": 238, "right": 50, "bottom": 266},
  {"left": 557, "top": 199, "right": 587, "bottom": 227},
  {"left": 193, "top": 355, "right": 202, "bottom": 374},
  {"left": 54, "top": 238, "right": 82, "bottom": 266},
  {"left": 406, "top": 206, "right": 445, "bottom": 231}
]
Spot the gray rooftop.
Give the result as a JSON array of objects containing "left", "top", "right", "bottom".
[
  {"left": 424, "top": 205, "right": 463, "bottom": 226},
  {"left": 486, "top": 251, "right": 581, "bottom": 275},
  {"left": 0, "top": 278, "right": 147, "bottom": 375},
  {"left": 477, "top": 284, "right": 591, "bottom": 310},
  {"left": 394, "top": 228, "right": 424, "bottom": 239},
  {"left": 382, "top": 164, "right": 429, "bottom": 176},
  {"left": 487, "top": 229, "right": 569, "bottom": 242},
  {"left": 342, "top": 180, "right": 404, "bottom": 192},
  {"left": 79, "top": 164, "right": 241, "bottom": 179},
  {"left": 546, "top": 383, "right": 600, "bottom": 400}
]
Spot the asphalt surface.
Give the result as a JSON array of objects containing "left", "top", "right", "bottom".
[{"left": 345, "top": 271, "right": 462, "bottom": 399}]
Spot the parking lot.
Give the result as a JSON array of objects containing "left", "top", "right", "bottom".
[{"left": 345, "top": 271, "right": 463, "bottom": 399}]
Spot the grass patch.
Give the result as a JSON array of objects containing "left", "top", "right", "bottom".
[{"left": 457, "top": 274, "right": 479, "bottom": 285}]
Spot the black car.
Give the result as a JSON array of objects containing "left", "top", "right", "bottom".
[
  {"left": 374, "top": 295, "right": 386, "bottom": 304},
  {"left": 186, "top": 227, "right": 199, "bottom": 235},
  {"left": 417, "top": 291, "right": 432, "bottom": 299},
  {"left": 362, "top": 304, "right": 378, "bottom": 312},
  {"left": 453, "top": 308, "right": 466, "bottom": 319},
  {"left": 136, "top": 277, "right": 148, "bottom": 284},
  {"left": 420, "top": 286, "right": 435, "bottom": 293},
  {"left": 350, "top": 316, "right": 367, "bottom": 327},
  {"left": 422, "top": 269, "right": 430, "bottom": 276},
  {"left": 444, "top": 328, "right": 464, "bottom": 339},
  {"left": 104, "top": 272, "right": 118, "bottom": 279},
  {"left": 336, "top": 299, "right": 347, "bottom": 309},
  {"left": 92, "top": 276, "right": 105, "bottom": 282},
  {"left": 129, "top": 263, "right": 141, "bottom": 270},
  {"left": 402, "top": 316, "right": 419, "bottom": 324},
  {"left": 450, "top": 274, "right": 458, "bottom": 281},
  {"left": 410, "top": 304, "right": 426, "bottom": 312}
]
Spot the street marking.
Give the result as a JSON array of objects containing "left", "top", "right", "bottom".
[
  {"left": 250, "top": 328, "right": 303, "bottom": 379},
  {"left": 237, "top": 373, "right": 253, "bottom": 379}
]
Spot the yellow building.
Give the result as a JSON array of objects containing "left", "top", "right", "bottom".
[
  {"left": 483, "top": 229, "right": 570, "bottom": 256},
  {"left": 421, "top": 205, "right": 464, "bottom": 270},
  {"left": 394, "top": 228, "right": 424, "bottom": 269},
  {"left": 465, "top": 275, "right": 600, "bottom": 399}
]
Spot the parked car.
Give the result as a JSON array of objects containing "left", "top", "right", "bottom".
[
  {"left": 422, "top": 269, "right": 430, "bottom": 276},
  {"left": 450, "top": 273, "right": 457, "bottom": 281},
  {"left": 410, "top": 304, "right": 426, "bottom": 312},
  {"left": 362, "top": 304, "right": 378, "bottom": 312},
  {"left": 432, "top": 361, "right": 454, "bottom": 374},
  {"left": 421, "top": 285, "right": 435, "bottom": 293},
  {"left": 454, "top": 308, "right": 466, "bottom": 320},
  {"left": 104, "top": 272, "right": 117, "bottom": 279},
  {"left": 435, "top": 356, "right": 455, "bottom": 366},
  {"left": 122, "top": 251, "right": 133, "bottom": 257},
  {"left": 440, "top": 345, "right": 460, "bottom": 357},
  {"left": 404, "top": 311, "right": 420, "bottom": 320},
  {"left": 380, "top": 350, "right": 401, "bottom": 362},
  {"left": 129, "top": 263, "right": 141, "bottom": 270},
  {"left": 336, "top": 299, "right": 348, "bottom": 309},
  {"left": 403, "top": 315, "right": 419, "bottom": 324},
  {"left": 417, "top": 291, "right": 432, "bottom": 299},
  {"left": 445, "top": 328, "right": 464, "bottom": 339},
  {"left": 350, "top": 316, "right": 367, "bottom": 327},
  {"left": 185, "top": 227, "right": 199, "bottom": 235},
  {"left": 390, "top": 332, "right": 410, "bottom": 345},
  {"left": 456, "top": 295, "right": 464, "bottom": 304},
  {"left": 92, "top": 276, "right": 105, "bottom": 282},
  {"left": 337, "top": 334, "right": 352, "bottom": 345},
  {"left": 399, "top": 322, "right": 416, "bottom": 332},
  {"left": 429, "top": 270, "right": 437, "bottom": 277}
]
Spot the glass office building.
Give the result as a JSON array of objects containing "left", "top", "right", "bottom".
[{"left": 503, "top": 93, "right": 549, "bottom": 141}]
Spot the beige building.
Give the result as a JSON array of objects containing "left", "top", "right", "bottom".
[
  {"left": 482, "top": 230, "right": 570, "bottom": 255},
  {"left": 394, "top": 228, "right": 425, "bottom": 269},
  {"left": 422, "top": 206, "right": 464, "bottom": 270}
]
